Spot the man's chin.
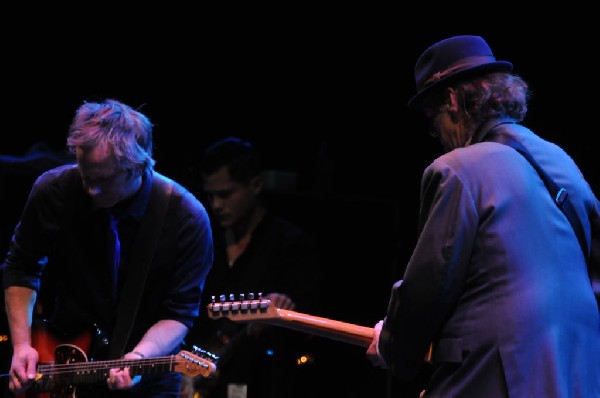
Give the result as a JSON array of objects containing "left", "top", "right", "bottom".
[
  {"left": 93, "top": 198, "right": 116, "bottom": 209},
  {"left": 217, "top": 218, "right": 233, "bottom": 228}
]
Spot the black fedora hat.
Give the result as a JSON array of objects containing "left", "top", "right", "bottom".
[{"left": 408, "top": 35, "right": 513, "bottom": 110}]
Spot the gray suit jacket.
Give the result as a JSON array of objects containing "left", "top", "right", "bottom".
[{"left": 379, "top": 119, "right": 600, "bottom": 398}]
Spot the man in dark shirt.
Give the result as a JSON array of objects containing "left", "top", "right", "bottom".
[
  {"left": 2, "top": 99, "right": 214, "bottom": 397},
  {"left": 186, "top": 136, "right": 321, "bottom": 398}
]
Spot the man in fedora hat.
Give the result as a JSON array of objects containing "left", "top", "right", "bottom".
[{"left": 366, "top": 35, "right": 600, "bottom": 397}]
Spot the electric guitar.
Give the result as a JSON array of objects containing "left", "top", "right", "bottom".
[
  {"left": 207, "top": 293, "right": 433, "bottom": 361},
  {"left": 206, "top": 294, "right": 372, "bottom": 347},
  {"left": 14, "top": 321, "right": 218, "bottom": 398}
]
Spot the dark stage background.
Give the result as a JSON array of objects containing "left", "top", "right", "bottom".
[{"left": 1, "top": 9, "right": 598, "bottom": 398}]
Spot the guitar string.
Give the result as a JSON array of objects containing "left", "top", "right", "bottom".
[{"left": 37, "top": 357, "right": 213, "bottom": 376}]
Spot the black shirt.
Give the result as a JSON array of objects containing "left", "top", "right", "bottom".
[
  {"left": 189, "top": 211, "right": 321, "bottom": 398},
  {"left": 2, "top": 164, "right": 214, "bottom": 358}
]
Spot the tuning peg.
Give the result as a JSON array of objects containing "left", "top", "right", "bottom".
[
  {"left": 248, "top": 292, "right": 255, "bottom": 300},
  {"left": 192, "top": 345, "right": 220, "bottom": 362}
]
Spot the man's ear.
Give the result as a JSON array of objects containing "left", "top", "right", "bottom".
[
  {"left": 249, "top": 174, "right": 264, "bottom": 195},
  {"left": 445, "top": 88, "right": 460, "bottom": 123},
  {"left": 446, "top": 87, "right": 460, "bottom": 113}
]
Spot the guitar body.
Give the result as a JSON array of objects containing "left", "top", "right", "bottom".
[
  {"left": 32, "top": 322, "right": 93, "bottom": 366},
  {"left": 16, "top": 321, "right": 93, "bottom": 398}
]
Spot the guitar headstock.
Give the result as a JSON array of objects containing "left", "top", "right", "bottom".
[
  {"left": 174, "top": 347, "right": 218, "bottom": 378},
  {"left": 206, "top": 293, "right": 279, "bottom": 322}
]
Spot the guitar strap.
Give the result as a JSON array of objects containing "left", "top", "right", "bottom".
[
  {"left": 486, "top": 123, "right": 588, "bottom": 257},
  {"left": 486, "top": 124, "right": 600, "bottom": 308},
  {"left": 108, "top": 173, "right": 174, "bottom": 358}
]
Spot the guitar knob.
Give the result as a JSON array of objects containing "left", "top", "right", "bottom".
[
  {"left": 219, "top": 294, "right": 226, "bottom": 302},
  {"left": 248, "top": 292, "right": 255, "bottom": 300}
]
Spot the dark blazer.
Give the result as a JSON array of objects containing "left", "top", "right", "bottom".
[{"left": 379, "top": 119, "right": 600, "bottom": 397}]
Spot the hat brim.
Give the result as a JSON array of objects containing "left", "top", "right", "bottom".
[{"left": 407, "top": 61, "right": 513, "bottom": 111}]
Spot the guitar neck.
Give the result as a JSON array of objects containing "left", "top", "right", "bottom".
[
  {"left": 207, "top": 298, "right": 373, "bottom": 347},
  {"left": 37, "top": 356, "right": 168, "bottom": 384},
  {"left": 208, "top": 296, "right": 433, "bottom": 362},
  {"left": 271, "top": 310, "right": 433, "bottom": 363},
  {"left": 34, "top": 351, "right": 216, "bottom": 391},
  {"left": 271, "top": 308, "right": 373, "bottom": 347}
]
